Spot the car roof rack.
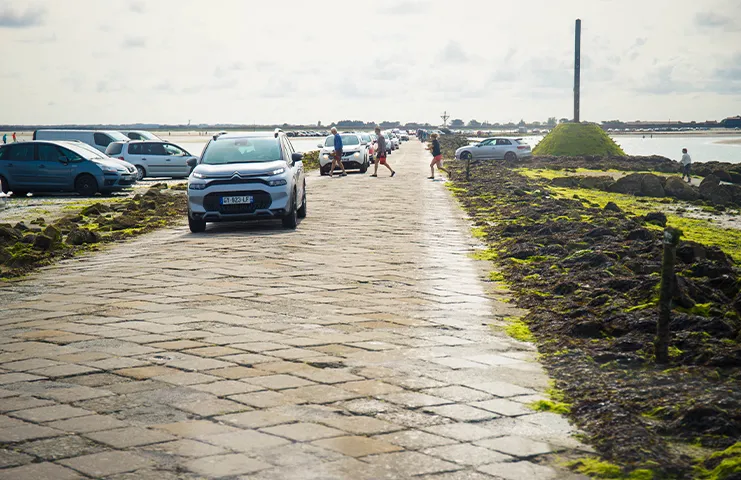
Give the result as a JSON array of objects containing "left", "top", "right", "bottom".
[
  {"left": 212, "top": 131, "right": 228, "bottom": 141},
  {"left": 274, "top": 128, "right": 283, "bottom": 138}
]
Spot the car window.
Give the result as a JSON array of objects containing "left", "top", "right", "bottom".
[
  {"left": 200, "top": 138, "right": 283, "bottom": 165},
  {"left": 0, "top": 146, "right": 7, "bottom": 160},
  {"left": 106, "top": 143, "right": 124, "bottom": 155},
  {"left": 323, "top": 135, "right": 360, "bottom": 147},
  {"left": 284, "top": 137, "right": 295, "bottom": 155},
  {"left": 496, "top": 139, "right": 512, "bottom": 145},
  {"left": 94, "top": 133, "right": 113, "bottom": 147},
  {"left": 128, "top": 143, "right": 141, "bottom": 155},
  {"left": 127, "top": 133, "right": 141, "bottom": 140},
  {"left": 6, "top": 144, "right": 35, "bottom": 161},
  {"left": 58, "top": 146, "right": 84, "bottom": 163},
  {"left": 479, "top": 139, "right": 493, "bottom": 146},
  {"left": 37, "top": 144, "right": 61, "bottom": 162},
  {"left": 163, "top": 144, "right": 185, "bottom": 156},
  {"left": 144, "top": 143, "right": 167, "bottom": 155}
]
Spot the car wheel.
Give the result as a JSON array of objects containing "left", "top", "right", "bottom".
[
  {"left": 320, "top": 169, "right": 328, "bottom": 176},
  {"left": 0, "top": 175, "right": 8, "bottom": 194},
  {"left": 282, "top": 190, "right": 298, "bottom": 229},
  {"left": 75, "top": 174, "right": 98, "bottom": 197},
  {"left": 359, "top": 160, "right": 368, "bottom": 173},
  {"left": 297, "top": 185, "right": 307, "bottom": 219},
  {"left": 188, "top": 212, "right": 206, "bottom": 233},
  {"left": 460, "top": 151, "right": 473, "bottom": 161},
  {"left": 135, "top": 166, "right": 146, "bottom": 181},
  {"left": 504, "top": 151, "right": 517, "bottom": 161}
]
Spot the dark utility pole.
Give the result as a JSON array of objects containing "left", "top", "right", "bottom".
[
  {"left": 655, "top": 227, "right": 681, "bottom": 364},
  {"left": 574, "top": 19, "right": 581, "bottom": 123}
]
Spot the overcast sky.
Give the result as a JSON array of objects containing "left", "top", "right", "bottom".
[{"left": 1, "top": 0, "right": 740, "bottom": 125}]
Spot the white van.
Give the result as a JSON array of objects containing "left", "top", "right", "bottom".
[
  {"left": 33, "top": 130, "right": 129, "bottom": 153},
  {"left": 121, "top": 130, "right": 162, "bottom": 141}
]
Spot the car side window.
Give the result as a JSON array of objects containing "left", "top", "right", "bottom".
[
  {"left": 7, "top": 144, "right": 34, "bottom": 161},
  {"left": 94, "top": 133, "right": 113, "bottom": 147},
  {"left": 479, "top": 139, "right": 493, "bottom": 146},
  {"left": 58, "top": 147, "right": 83, "bottom": 163},
  {"left": 37, "top": 144, "right": 60, "bottom": 162},
  {"left": 128, "top": 144, "right": 140, "bottom": 155},
  {"left": 163, "top": 144, "right": 185, "bottom": 156},
  {"left": 127, "top": 133, "right": 141, "bottom": 140},
  {"left": 496, "top": 139, "right": 511, "bottom": 145},
  {"left": 0, "top": 146, "right": 7, "bottom": 160},
  {"left": 148, "top": 143, "right": 167, "bottom": 155}
]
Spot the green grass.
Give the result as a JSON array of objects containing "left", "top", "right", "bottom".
[
  {"left": 533, "top": 123, "right": 626, "bottom": 156},
  {"left": 529, "top": 399, "right": 571, "bottom": 414},
  {"left": 500, "top": 316, "right": 535, "bottom": 343},
  {"left": 516, "top": 167, "right": 624, "bottom": 180},
  {"left": 568, "top": 458, "right": 655, "bottom": 479}
]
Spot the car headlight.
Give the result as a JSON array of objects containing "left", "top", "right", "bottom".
[
  {"left": 101, "top": 166, "right": 118, "bottom": 173},
  {"left": 322, "top": 154, "right": 329, "bottom": 159},
  {"left": 188, "top": 183, "right": 207, "bottom": 190},
  {"left": 192, "top": 171, "right": 207, "bottom": 179},
  {"left": 353, "top": 152, "right": 360, "bottom": 158},
  {"left": 268, "top": 179, "right": 287, "bottom": 187},
  {"left": 271, "top": 167, "right": 285, "bottom": 176}
]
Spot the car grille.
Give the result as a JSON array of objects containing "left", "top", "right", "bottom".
[
  {"left": 207, "top": 178, "right": 269, "bottom": 187},
  {"left": 203, "top": 190, "right": 272, "bottom": 214}
]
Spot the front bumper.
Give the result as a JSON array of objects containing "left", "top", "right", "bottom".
[
  {"left": 102, "top": 173, "right": 137, "bottom": 190},
  {"left": 187, "top": 183, "right": 290, "bottom": 223},
  {"left": 318, "top": 151, "right": 366, "bottom": 170}
]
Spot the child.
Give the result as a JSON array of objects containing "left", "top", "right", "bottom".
[
  {"left": 680, "top": 148, "right": 692, "bottom": 183},
  {"left": 428, "top": 133, "right": 447, "bottom": 179}
]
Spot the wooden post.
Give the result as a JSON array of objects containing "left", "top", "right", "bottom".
[
  {"left": 655, "top": 227, "right": 681, "bottom": 364},
  {"left": 574, "top": 19, "right": 581, "bottom": 123}
]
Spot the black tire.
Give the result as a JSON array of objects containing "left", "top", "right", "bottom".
[
  {"left": 0, "top": 176, "right": 8, "bottom": 194},
  {"left": 75, "top": 174, "right": 98, "bottom": 197},
  {"left": 13, "top": 190, "right": 29, "bottom": 197},
  {"left": 359, "top": 159, "right": 368, "bottom": 173},
  {"left": 297, "top": 185, "right": 307, "bottom": 219},
  {"left": 460, "top": 151, "right": 472, "bottom": 161},
  {"left": 504, "top": 151, "right": 517, "bottom": 161},
  {"left": 282, "top": 191, "right": 298, "bottom": 229},
  {"left": 135, "top": 166, "right": 146, "bottom": 181},
  {"left": 188, "top": 213, "right": 206, "bottom": 233},
  {"left": 320, "top": 169, "right": 328, "bottom": 176}
]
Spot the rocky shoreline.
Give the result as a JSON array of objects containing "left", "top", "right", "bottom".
[{"left": 441, "top": 143, "right": 741, "bottom": 478}]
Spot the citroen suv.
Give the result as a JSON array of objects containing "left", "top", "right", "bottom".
[{"left": 186, "top": 131, "right": 306, "bottom": 232}]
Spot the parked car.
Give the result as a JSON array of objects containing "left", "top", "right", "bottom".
[
  {"left": 122, "top": 130, "right": 161, "bottom": 141},
  {"left": 398, "top": 132, "right": 409, "bottom": 141},
  {"left": 106, "top": 141, "right": 197, "bottom": 180},
  {"left": 317, "top": 133, "right": 369, "bottom": 175},
  {"left": 388, "top": 133, "right": 400, "bottom": 150},
  {"left": 382, "top": 133, "right": 393, "bottom": 154},
  {"left": 33, "top": 129, "right": 130, "bottom": 153},
  {"left": 70, "top": 141, "right": 137, "bottom": 173},
  {"left": 455, "top": 137, "right": 532, "bottom": 161},
  {"left": 0, "top": 141, "right": 137, "bottom": 196},
  {"left": 186, "top": 131, "right": 306, "bottom": 232},
  {"left": 357, "top": 132, "right": 374, "bottom": 157}
]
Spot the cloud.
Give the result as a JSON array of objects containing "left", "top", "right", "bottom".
[
  {"left": 380, "top": 1, "right": 431, "bottom": 15},
  {"left": 122, "top": 37, "right": 147, "bottom": 48},
  {"left": 0, "top": 4, "right": 45, "bottom": 28},
  {"left": 694, "top": 12, "right": 740, "bottom": 31},
  {"left": 440, "top": 41, "right": 469, "bottom": 64}
]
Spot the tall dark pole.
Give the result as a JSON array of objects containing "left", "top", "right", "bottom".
[{"left": 574, "top": 19, "right": 581, "bottom": 123}]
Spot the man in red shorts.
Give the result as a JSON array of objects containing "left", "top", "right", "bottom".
[{"left": 370, "top": 127, "right": 395, "bottom": 177}]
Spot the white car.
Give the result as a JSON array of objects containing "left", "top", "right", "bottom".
[
  {"left": 105, "top": 140, "right": 197, "bottom": 180},
  {"left": 317, "top": 134, "right": 369, "bottom": 175},
  {"left": 387, "top": 133, "right": 400, "bottom": 150},
  {"left": 122, "top": 130, "right": 162, "bottom": 141},
  {"left": 455, "top": 137, "right": 533, "bottom": 161}
]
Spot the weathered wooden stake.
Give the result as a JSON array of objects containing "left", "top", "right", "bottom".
[
  {"left": 655, "top": 227, "right": 681, "bottom": 364},
  {"left": 574, "top": 19, "right": 581, "bottom": 123}
]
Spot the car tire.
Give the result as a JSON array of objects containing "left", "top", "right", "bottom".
[
  {"left": 0, "top": 175, "right": 8, "bottom": 194},
  {"left": 188, "top": 213, "right": 206, "bottom": 233},
  {"left": 359, "top": 160, "right": 368, "bottom": 173},
  {"left": 320, "top": 169, "right": 327, "bottom": 176},
  {"left": 460, "top": 151, "right": 472, "bottom": 161},
  {"left": 297, "top": 185, "right": 307, "bottom": 219},
  {"left": 282, "top": 191, "right": 298, "bottom": 229},
  {"left": 504, "top": 151, "right": 517, "bottom": 161},
  {"left": 135, "top": 166, "right": 146, "bottom": 181},
  {"left": 75, "top": 174, "right": 98, "bottom": 197}
]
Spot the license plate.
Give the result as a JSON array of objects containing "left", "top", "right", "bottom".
[{"left": 221, "top": 195, "right": 253, "bottom": 205}]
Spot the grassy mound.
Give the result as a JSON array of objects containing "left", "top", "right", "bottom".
[{"left": 533, "top": 123, "right": 626, "bottom": 156}]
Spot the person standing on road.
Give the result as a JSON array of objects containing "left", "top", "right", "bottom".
[
  {"left": 329, "top": 127, "right": 347, "bottom": 177},
  {"left": 681, "top": 148, "right": 692, "bottom": 183},
  {"left": 2, "top": 133, "right": 6, "bottom": 144},
  {"left": 370, "top": 127, "right": 395, "bottom": 177},
  {"left": 12, "top": 132, "right": 17, "bottom": 143},
  {"left": 428, "top": 133, "right": 447, "bottom": 179}
]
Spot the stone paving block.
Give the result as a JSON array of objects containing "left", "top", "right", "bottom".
[
  {"left": 154, "top": 371, "right": 220, "bottom": 386},
  {"left": 424, "top": 443, "right": 513, "bottom": 466},
  {"left": 373, "top": 429, "right": 458, "bottom": 450},
  {"left": 424, "top": 404, "right": 499, "bottom": 422},
  {"left": 284, "top": 384, "right": 361, "bottom": 404},
  {"left": 11, "top": 404, "right": 91, "bottom": 423},
  {"left": 0, "top": 448, "right": 34, "bottom": 468},
  {"left": 27, "top": 364, "right": 99, "bottom": 378},
  {"left": 149, "top": 340, "right": 209, "bottom": 350},
  {"left": 0, "top": 424, "right": 64, "bottom": 443},
  {"left": 0, "top": 462, "right": 83, "bottom": 480},
  {"left": 312, "top": 435, "right": 403, "bottom": 457},
  {"left": 429, "top": 357, "right": 489, "bottom": 370},
  {"left": 47, "top": 414, "right": 128, "bottom": 433},
  {"left": 423, "top": 423, "right": 500, "bottom": 442},
  {"left": 385, "top": 376, "right": 448, "bottom": 390},
  {"left": 59, "top": 450, "right": 152, "bottom": 477},
  {"left": 0, "top": 373, "right": 44, "bottom": 385},
  {"left": 16, "top": 435, "right": 106, "bottom": 461},
  {"left": 190, "top": 380, "right": 264, "bottom": 396},
  {"left": 290, "top": 367, "right": 363, "bottom": 385},
  {"left": 183, "top": 346, "right": 244, "bottom": 357},
  {"left": 207, "top": 366, "right": 264, "bottom": 379},
  {"left": 201, "top": 429, "right": 289, "bottom": 452},
  {"left": 248, "top": 442, "right": 346, "bottom": 468},
  {"left": 463, "top": 380, "right": 537, "bottom": 398},
  {"left": 155, "top": 419, "right": 240, "bottom": 438},
  {"left": 247, "top": 374, "right": 316, "bottom": 390},
  {"left": 85, "top": 426, "right": 176, "bottom": 448},
  {"left": 0, "top": 396, "right": 55, "bottom": 412},
  {"left": 185, "top": 453, "right": 271, "bottom": 477},
  {"left": 37, "top": 385, "right": 114, "bottom": 403},
  {"left": 379, "top": 392, "right": 452, "bottom": 408},
  {"left": 82, "top": 357, "right": 149, "bottom": 370},
  {"left": 0, "top": 415, "right": 27, "bottom": 428},
  {"left": 472, "top": 398, "right": 533, "bottom": 417},
  {"left": 364, "top": 451, "right": 463, "bottom": 477},
  {"left": 114, "top": 365, "right": 179, "bottom": 380},
  {"left": 63, "top": 373, "right": 130, "bottom": 387},
  {"left": 423, "top": 385, "right": 494, "bottom": 403},
  {"left": 230, "top": 390, "right": 303, "bottom": 408},
  {"left": 174, "top": 398, "right": 249, "bottom": 417},
  {"left": 475, "top": 435, "right": 558, "bottom": 458},
  {"left": 2, "top": 358, "right": 62, "bottom": 372},
  {"left": 219, "top": 353, "right": 275, "bottom": 365},
  {"left": 337, "top": 380, "right": 403, "bottom": 396},
  {"left": 319, "top": 415, "right": 404, "bottom": 435},
  {"left": 477, "top": 460, "right": 559, "bottom": 479},
  {"left": 416, "top": 471, "right": 494, "bottom": 480},
  {"left": 146, "top": 438, "right": 228, "bottom": 458},
  {"left": 261, "top": 422, "right": 345, "bottom": 442},
  {"left": 215, "top": 409, "right": 297, "bottom": 429},
  {"left": 105, "top": 379, "right": 164, "bottom": 395}
]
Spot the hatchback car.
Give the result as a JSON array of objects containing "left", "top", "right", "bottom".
[
  {"left": 106, "top": 141, "right": 197, "bottom": 180},
  {"left": 317, "top": 133, "right": 369, "bottom": 175},
  {"left": 455, "top": 137, "right": 533, "bottom": 161},
  {"left": 0, "top": 141, "right": 136, "bottom": 196},
  {"left": 186, "top": 131, "right": 306, "bottom": 232}
]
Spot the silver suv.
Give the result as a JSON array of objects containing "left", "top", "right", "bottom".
[{"left": 186, "top": 131, "right": 306, "bottom": 232}]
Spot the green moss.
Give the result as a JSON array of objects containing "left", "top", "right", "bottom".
[
  {"left": 509, "top": 255, "right": 551, "bottom": 265},
  {"left": 471, "top": 226, "right": 487, "bottom": 238},
  {"left": 530, "top": 399, "right": 571, "bottom": 414},
  {"left": 488, "top": 271, "right": 506, "bottom": 282},
  {"left": 695, "top": 442, "right": 741, "bottom": 479},
  {"left": 501, "top": 316, "right": 535, "bottom": 343},
  {"left": 568, "top": 458, "right": 655, "bottom": 479},
  {"left": 471, "top": 248, "right": 499, "bottom": 261},
  {"left": 532, "top": 123, "right": 626, "bottom": 156}
]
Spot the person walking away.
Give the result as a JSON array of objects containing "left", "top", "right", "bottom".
[
  {"left": 428, "top": 133, "right": 447, "bottom": 179},
  {"left": 370, "top": 127, "right": 395, "bottom": 177},
  {"left": 329, "top": 127, "right": 347, "bottom": 177},
  {"left": 2, "top": 133, "right": 6, "bottom": 144},
  {"left": 12, "top": 132, "right": 17, "bottom": 143},
  {"left": 681, "top": 148, "right": 692, "bottom": 183}
]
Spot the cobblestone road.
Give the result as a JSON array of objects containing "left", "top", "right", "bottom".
[{"left": 0, "top": 141, "right": 588, "bottom": 479}]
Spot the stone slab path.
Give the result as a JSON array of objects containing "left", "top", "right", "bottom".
[{"left": 0, "top": 141, "right": 589, "bottom": 479}]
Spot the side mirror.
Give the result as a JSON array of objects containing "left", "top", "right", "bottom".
[
  {"left": 317, "top": 144, "right": 323, "bottom": 148},
  {"left": 186, "top": 158, "right": 198, "bottom": 168},
  {"left": 59, "top": 156, "right": 69, "bottom": 164},
  {"left": 291, "top": 152, "right": 303, "bottom": 163}
]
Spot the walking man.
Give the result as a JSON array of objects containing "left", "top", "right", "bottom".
[
  {"left": 329, "top": 127, "right": 347, "bottom": 177},
  {"left": 681, "top": 148, "right": 692, "bottom": 183},
  {"left": 12, "top": 132, "right": 17, "bottom": 143},
  {"left": 428, "top": 133, "right": 447, "bottom": 179},
  {"left": 370, "top": 127, "right": 395, "bottom": 177}
]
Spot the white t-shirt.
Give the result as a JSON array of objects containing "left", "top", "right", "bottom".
[{"left": 681, "top": 153, "right": 692, "bottom": 166}]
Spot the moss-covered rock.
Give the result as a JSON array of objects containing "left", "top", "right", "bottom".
[{"left": 533, "top": 123, "right": 626, "bottom": 156}]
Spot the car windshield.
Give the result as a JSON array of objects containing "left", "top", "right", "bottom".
[
  {"left": 200, "top": 138, "right": 282, "bottom": 164},
  {"left": 105, "top": 131, "right": 129, "bottom": 142},
  {"left": 62, "top": 143, "right": 102, "bottom": 159},
  {"left": 324, "top": 135, "right": 360, "bottom": 147}
]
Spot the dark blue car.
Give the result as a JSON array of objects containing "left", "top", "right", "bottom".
[{"left": 0, "top": 141, "right": 137, "bottom": 196}]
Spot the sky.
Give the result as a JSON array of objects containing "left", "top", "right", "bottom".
[{"left": 1, "top": 0, "right": 740, "bottom": 126}]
